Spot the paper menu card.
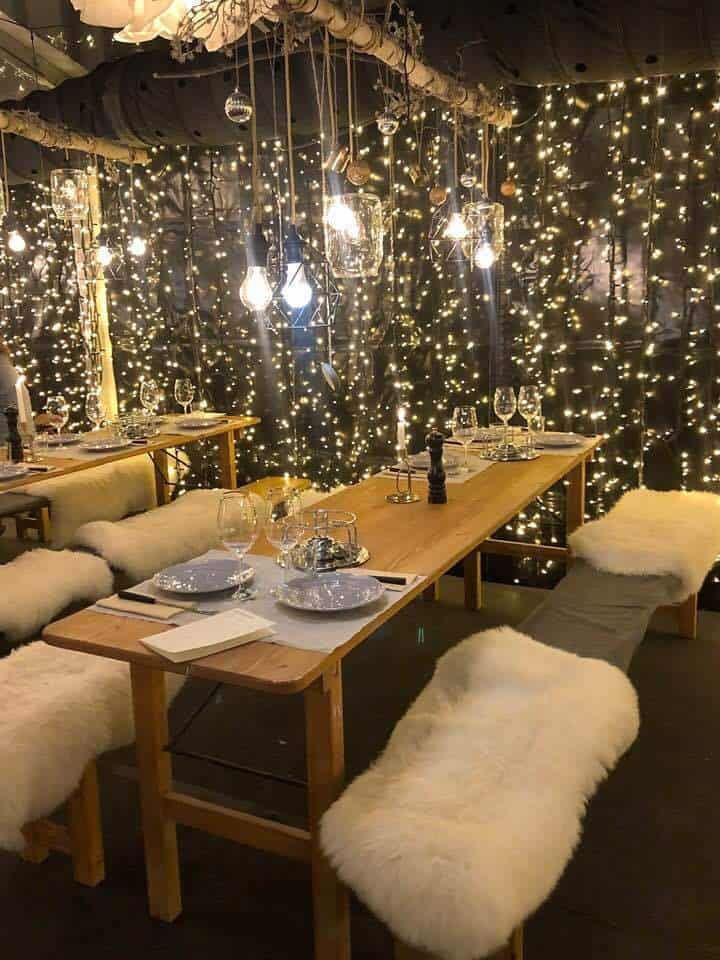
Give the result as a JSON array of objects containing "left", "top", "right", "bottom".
[{"left": 140, "top": 607, "right": 276, "bottom": 663}]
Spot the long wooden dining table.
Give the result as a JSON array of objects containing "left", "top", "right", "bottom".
[{"left": 43, "top": 439, "right": 600, "bottom": 960}]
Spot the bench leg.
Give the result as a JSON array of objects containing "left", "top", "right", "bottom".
[
  {"left": 20, "top": 826, "right": 51, "bottom": 864},
  {"left": 464, "top": 548, "right": 482, "bottom": 610},
  {"left": 676, "top": 593, "right": 698, "bottom": 640},
  {"left": 68, "top": 761, "right": 105, "bottom": 886}
]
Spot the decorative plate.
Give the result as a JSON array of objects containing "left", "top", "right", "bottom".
[
  {"left": 274, "top": 573, "right": 384, "bottom": 613},
  {"left": 409, "top": 450, "right": 462, "bottom": 474},
  {"left": 79, "top": 438, "right": 134, "bottom": 453},
  {"left": 536, "top": 432, "right": 585, "bottom": 448},
  {"left": 41, "top": 433, "right": 82, "bottom": 446},
  {"left": 153, "top": 557, "right": 254, "bottom": 595},
  {"left": 177, "top": 413, "right": 227, "bottom": 430},
  {"left": 0, "top": 463, "right": 29, "bottom": 481}
]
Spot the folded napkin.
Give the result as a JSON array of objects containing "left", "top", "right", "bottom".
[
  {"left": 344, "top": 568, "right": 422, "bottom": 593},
  {"left": 97, "top": 595, "right": 188, "bottom": 621},
  {"left": 140, "top": 607, "right": 276, "bottom": 663}
]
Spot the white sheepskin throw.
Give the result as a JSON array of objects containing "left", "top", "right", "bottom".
[
  {"left": 569, "top": 487, "right": 720, "bottom": 601},
  {"left": 71, "top": 488, "right": 226, "bottom": 583},
  {"left": 0, "top": 642, "right": 183, "bottom": 851},
  {"left": 321, "top": 627, "right": 639, "bottom": 960},
  {"left": 15, "top": 456, "right": 156, "bottom": 548},
  {"left": 0, "top": 549, "right": 113, "bottom": 644}
]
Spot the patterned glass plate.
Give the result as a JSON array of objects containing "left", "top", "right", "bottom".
[
  {"left": 536, "top": 432, "right": 585, "bottom": 448},
  {"left": 274, "top": 573, "right": 384, "bottom": 613},
  {"left": 79, "top": 439, "right": 134, "bottom": 452},
  {"left": 177, "top": 414, "right": 227, "bottom": 430},
  {"left": 0, "top": 463, "right": 29, "bottom": 480},
  {"left": 41, "top": 433, "right": 82, "bottom": 446},
  {"left": 153, "top": 557, "right": 254, "bottom": 594}
]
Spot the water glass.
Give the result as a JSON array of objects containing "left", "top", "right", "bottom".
[
  {"left": 451, "top": 405, "right": 478, "bottom": 472},
  {"left": 518, "top": 385, "right": 542, "bottom": 456},
  {"left": 217, "top": 492, "right": 259, "bottom": 600},
  {"left": 264, "top": 487, "right": 302, "bottom": 579},
  {"left": 493, "top": 387, "right": 517, "bottom": 455},
  {"left": 174, "top": 378, "right": 195, "bottom": 416},
  {"left": 139, "top": 379, "right": 159, "bottom": 416},
  {"left": 46, "top": 394, "right": 70, "bottom": 439}
]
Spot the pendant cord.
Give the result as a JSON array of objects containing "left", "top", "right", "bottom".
[
  {"left": 453, "top": 107, "right": 459, "bottom": 186},
  {"left": 247, "top": 21, "right": 260, "bottom": 223},
  {"left": 283, "top": 24, "right": 296, "bottom": 224},
  {"left": 0, "top": 130, "right": 9, "bottom": 212},
  {"left": 346, "top": 42, "right": 354, "bottom": 162}
]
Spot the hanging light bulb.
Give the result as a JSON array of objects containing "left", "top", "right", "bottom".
[
  {"left": 225, "top": 88, "right": 253, "bottom": 124},
  {"left": 128, "top": 232, "right": 147, "bottom": 257},
  {"left": 377, "top": 109, "right": 400, "bottom": 136},
  {"left": 281, "top": 225, "right": 313, "bottom": 311},
  {"left": 443, "top": 211, "right": 469, "bottom": 241},
  {"left": 474, "top": 241, "right": 496, "bottom": 270},
  {"left": 240, "top": 224, "right": 273, "bottom": 312},
  {"left": 6, "top": 216, "right": 25, "bottom": 253},
  {"left": 96, "top": 232, "right": 113, "bottom": 268}
]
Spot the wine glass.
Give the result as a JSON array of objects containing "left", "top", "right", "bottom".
[
  {"left": 85, "top": 387, "right": 105, "bottom": 431},
  {"left": 46, "top": 394, "right": 70, "bottom": 440},
  {"left": 264, "top": 487, "right": 302, "bottom": 579},
  {"left": 174, "top": 378, "right": 195, "bottom": 416},
  {"left": 451, "top": 406, "right": 478, "bottom": 472},
  {"left": 217, "top": 492, "right": 259, "bottom": 600},
  {"left": 493, "top": 387, "right": 517, "bottom": 456},
  {"left": 139, "top": 379, "right": 159, "bottom": 417},
  {"left": 518, "top": 385, "right": 542, "bottom": 456}
]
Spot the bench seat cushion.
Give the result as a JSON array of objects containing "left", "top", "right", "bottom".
[{"left": 321, "top": 627, "right": 639, "bottom": 960}]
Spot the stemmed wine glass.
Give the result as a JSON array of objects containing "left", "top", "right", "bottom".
[
  {"left": 264, "top": 487, "right": 302, "bottom": 582},
  {"left": 85, "top": 387, "right": 105, "bottom": 431},
  {"left": 139, "top": 379, "right": 159, "bottom": 417},
  {"left": 493, "top": 386, "right": 517, "bottom": 457},
  {"left": 174, "top": 378, "right": 195, "bottom": 416},
  {"left": 518, "top": 385, "right": 542, "bottom": 457},
  {"left": 46, "top": 394, "right": 70, "bottom": 441},
  {"left": 217, "top": 492, "right": 259, "bottom": 601},
  {"left": 451, "top": 406, "right": 478, "bottom": 472}
]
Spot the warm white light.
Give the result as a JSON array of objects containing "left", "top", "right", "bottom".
[
  {"left": 282, "top": 261, "right": 313, "bottom": 310},
  {"left": 8, "top": 229, "right": 25, "bottom": 253},
  {"left": 325, "top": 200, "right": 360, "bottom": 238},
  {"left": 97, "top": 244, "right": 113, "bottom": 267},
  {"left": 239, "top": 266, "right": 273, "bottom": 312},
  {"left": 128, "top": 234, "right": 147, "bottom": 257},
  {"left": 474, "top": 242, "right": 496, "bottom": 270},
  {"left": 443, "top": 212, "right": 468, "bottom": 241}
]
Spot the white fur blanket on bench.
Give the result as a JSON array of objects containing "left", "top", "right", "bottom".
[
  {"left": 569, "top": 488, "right": 720, "bottom": 601},
  {"left": 71, "top": 489, "right": 225, "bottom": 583},
  {"left": 0, "top": 642, "right": 183, "bottom": 851},
  {"left": 321, "top": 627, "right": 639, "bottom": 960},
  {"left": 0, "top": 549, "right": 113, "bottom": 644}
]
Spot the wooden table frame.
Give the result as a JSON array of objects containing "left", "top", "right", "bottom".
[
  {"left": 44, "top": 442, "right": 601, "bottom": 959},
  {"left": 0, "top": 415, "right": 260, "bottom": 505}
]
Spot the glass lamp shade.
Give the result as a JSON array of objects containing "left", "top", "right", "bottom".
[
  {"left": 461, "top": 200, "right": 505, "bottom": 270},
  {"left": 50, "top": 169, "right": 89, "bottom": 221},
  {"left": 323, "top": 193, "right": 383, "bottom": 279}
]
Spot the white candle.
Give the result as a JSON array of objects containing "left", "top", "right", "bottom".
[
  {"left": 397, "top": 407, "right": 407, "bottom": 452},
  {"left": 15, "top": 376, "right": 33, "bottom": 431}
]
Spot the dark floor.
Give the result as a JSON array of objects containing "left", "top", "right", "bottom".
[{"left": 2, "top": 583, "right": 719, "bottom": 960}]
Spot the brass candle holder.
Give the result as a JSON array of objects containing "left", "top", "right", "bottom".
[{"left": 386, "top": 447, "right": 420, "bottom": 504}]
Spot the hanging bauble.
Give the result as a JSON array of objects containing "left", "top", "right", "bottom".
[
  {"left": 346, "top": 158, "right": 371, "bottom": 187},
  {"left": 500, "top": 179, "right": 517, "bottom": 197},
  {"left": 429, "top": 185, "right": 447, "bottom": 206},
  {"left": 460, "top": 168, "right": 477, "bottom": 189},
  {"left": 224, "top": 88, "right": 253, "bottom": 124},
  {"left": 408, "top": 163, "right": 429, "bottom": 187},
  {"left": 376, "top": 109, "right": 400, "bottom": 136},
  {"left": 42, "top": 237, "right": 57, "bottom": 252},
  {"left": 50, "top": 169, "right": 89, "bottom": 220}
]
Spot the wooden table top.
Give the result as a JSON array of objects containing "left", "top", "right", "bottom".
[
  {"left": 0, "top": 415, "right": 260, "bottom": 493},
  {"left": 43, "top": 439, "right": 600, "bottom": 695}
]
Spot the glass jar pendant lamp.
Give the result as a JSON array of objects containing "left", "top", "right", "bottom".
[
  {"left": 323, "top": 193, "right": 383, "bottom": 279},
  {"left": 50, "top": 169, "right": 89, "bottom": 221}
]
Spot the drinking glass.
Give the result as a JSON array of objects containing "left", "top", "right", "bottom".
[
  {"left": 85, "top": 387, "right": 105, "bottom": 431},
  {"left": 493, "top": 387, "right": 517, "bottom": 455},
  {"left": 46, "top": 394, "right": 70, "bottom": 439},
  {"left": 139, "top": 379, "right": 159, "bottom": 416},
  {"left": 451, "top": 405, "right": 478, "bottom": 472},
  {"left": 174, "top": 378, "right": 195, "bottom": 416},
  {"left": 518, "top": 385, "right": 541, "bottom": 456},
  {"left": 264, "top": 487, "right": 302, "bottom": 578},
  {"left": 217, "top": 492, "right": 259, "bottom": 600}
]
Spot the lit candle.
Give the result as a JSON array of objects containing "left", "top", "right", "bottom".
[
  {"left": 15, "top": 376, "right": 33, "bottom": 431},
  {"left": 397, "top": 407, "right": 407, "bottom": 453}
]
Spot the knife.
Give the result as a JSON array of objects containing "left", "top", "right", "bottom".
[
  {"left": 370, "top": 575, "right": 408, "bottom": 586},
  {"left": 117, "top": 590, "right": 197, "bottom": 610}
]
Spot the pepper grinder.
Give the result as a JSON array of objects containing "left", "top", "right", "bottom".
[
  {"left": 5, "top": 407, "right": 23, "bottom": 463},
  {"left": 426, "top": 430, "right": 447, "bottom": 504}
]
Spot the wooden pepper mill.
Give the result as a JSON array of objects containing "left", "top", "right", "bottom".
[
  {"left": 425, "top": 430, "right": 447, "bottom": 504},
  {"left": 5, "top": 406, "right": 23, "bottom": 462}
]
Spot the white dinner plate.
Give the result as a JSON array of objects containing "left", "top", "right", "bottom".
[
  {"left": 153, "top": 557, "right": 254, "bottom": 595},
  {"left": 409, "top": 450, "right": 462, "bottom": 474},
  {"left": 177, "top": 414, "right": 227, "bottom": 430},
  {"left": 41, "top": 433, "right": 82, "bottom": 446},
  {"left": 79, "top": 438, "right": 134, "bottom": 453},
  {"left": 537, "top": 432, "right": 585, "bottom": 448},
  {"left": 274, "top": 573, "right": 384, "bottom": 613},
  {"left": 0, "top": 463, "right": 29, "bottom": 481}
]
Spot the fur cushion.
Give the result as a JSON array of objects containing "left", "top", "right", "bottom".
[
  {"left": 14, "top": 457, "right": 156, "bottom": 548},
  {"left": 321, "top": 627, "right": 639, "bottom": 960},
  {"left": 71, "top": 489, "right": 226, "bottom": 583},
  {"left": 0, "top": 549, "right": 113, "bottom": 644},
  {"left": 0, "top": 641, "right": 183, "bottom": 851},
  {"left": 569, "top": 488, "right": 720, "bottom": 601}
]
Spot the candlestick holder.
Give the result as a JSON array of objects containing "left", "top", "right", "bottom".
[{"left": 386, "top": 448, "right": 420, "bottom": 504}]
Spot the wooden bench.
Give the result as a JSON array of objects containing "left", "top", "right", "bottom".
[{"left": 0, "top": 491, "right": 51, "bottom": 544}]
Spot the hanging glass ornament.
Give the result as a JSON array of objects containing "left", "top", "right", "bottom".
[
  {"left": 500, "top": 179, "right": 517, "bottom": 197},
  {"left": 460, "top": 167, "right": 477, "bottom": 189},
  {"left": 50, "top": 169, "right": 89, "bottom": 220},
  {"left": 346, "top": 158, "right": 371, "bottom": 187},
  {"left": 408, "top": 163, "right": 429, "bottom": 187},
  {"left": 224, "top": 88, "right": 253, "bottom": 124},
  {"left": 429, "top": 184, "right": 447, "bottom": 206},
  {"left": 461, "top": 199, "right": 505, "bottom": 270},
  {"left": 324, "top": 193, "right": 383, "bottom": 279},
  {"left": 376, "top": 109, "right": 400, "bottom": 136}
]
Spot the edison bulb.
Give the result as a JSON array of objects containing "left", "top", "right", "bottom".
[
  {"left": 128, "top": 233, "right": 147, "bottom": 257},
  {"left": 474, "top": 242, "right": 496, "bottom": 270},
  {"left": 325, "top": 200, "right": 360, "bottom": 238},
  {"left": 8, "top": 229, "right": 25, "bottom": 253},
  {"left": 240, "top": 266, "right": 273, "bottom": 312},
  {"left": 443, "top": 212, "right": 469, "bottom": 241},
  {"left": 282, "top": 262, "right": 313, "bottom": 310},
  {"left": 97, "top": 243, "right": 113, "bottom": 267}
]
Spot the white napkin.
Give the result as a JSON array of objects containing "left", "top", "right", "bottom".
[
  {"left": 140, "top": 607, "right": 276, "bottom": 663},
  {"left": 343, "top": 568, "right": 421, "bottom": 593}
]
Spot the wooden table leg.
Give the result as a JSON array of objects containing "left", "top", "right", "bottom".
[
  {"left": 464, "top": 549, "right": 482, "bottom": 610},
  {"left": 423, "top": 581, "right": 440, "bottom": 603},
  {"left": 218, "top": 429, "right": 238, "bottom": 489},
  {"left": 304, "top": 665, "right": 350, "bottom": 960},
  {"left": 565, "top": 459, "right": 586, "bottom": 535},
  {"left": 67, "top": 761, "right": 105, "bottom": 887},
  {"left": 130, "top": 664, "right": 182, "bottom": 922},
  {"left": 152, "top": 449, "right": 172, "bottom": 506}
]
